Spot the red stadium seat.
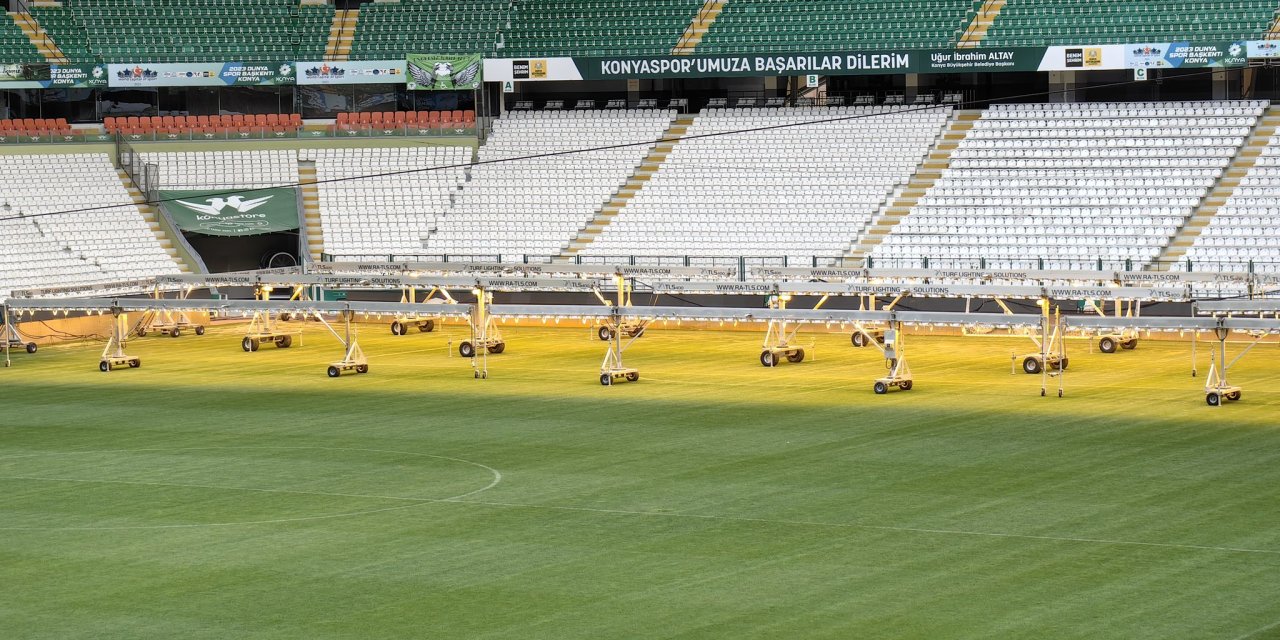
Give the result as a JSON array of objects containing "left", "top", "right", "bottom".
[
  {"left": 405, "top": 111, "right": 419, "bottom": 124},
  {"left": 102, "top": 116, "right": 116, "bottom": 133},
  {"left": 393, "top": 111, "right": 407, "bottom": 124},
  {"left": 462, "top": 110, "right": 476, "bottom": 123},
  {"left": 336, "top": 112, "right": 349, "bottom": 125},
  {"left": 451, "top": 110, "right": 464, "bottom": 123},
  {"left": 288, "top": 113, "right": 301, "bottom": 127},
  {"left": 425, "top": 111, "right": 439, "bottom": 123},
  {"left": 357, "top": 112, "right": 372, "bottom": 125}
]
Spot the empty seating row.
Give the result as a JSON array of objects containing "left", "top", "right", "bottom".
[{"left": 105, "top": 114, "right": 302, "bottom": 135}]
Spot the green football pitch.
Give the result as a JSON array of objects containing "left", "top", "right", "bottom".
[{"left": 3, "top": 321, "right": 1280, "bottom": 639}]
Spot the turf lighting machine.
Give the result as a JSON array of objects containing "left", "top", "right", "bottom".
[
  {"left": 850, "top": 294, "right": 886, "bottom": 348},
  {"left": 389, "top": 286, "right": 453, "bottom": 335},
  {"left": 1, "top": 304, "right": 37, "bottom": 357},
  {"left": 1017, "top": 298, "right": 1068, "bottom": 376},
  {"left": 1202, "top": 324, "right": 1257, "bottom": 407},
  {"left": 593, "top": 274, "right": 646, "bottom": 341},
  {"left": 872, "top": 320, "right": 913, "bottom": 394},
  {"left": 99, "top": 305, "right": 141, "bottom": 372},
  {"left": 759, "top": 291, "right": 815, "bottom": 367},
  {"left": 1086, "top": 298, "right": 1140, "bottom": 353},
  {"left": 137, "top": 285, "right": 204, "bottom": 338},
  {"left": 241, "top": 285, "right": 302, "bottom": 352},
  {"left": 324, "top": 308, "right": 368, "bottom": 378},
  {"left": 599, "top": 272, "right": 641, "bottom": 385},
  {"left": 459, "top": 286, "right": 505, "bottom": 379}
]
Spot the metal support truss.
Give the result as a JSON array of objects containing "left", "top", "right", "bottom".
[
  {"left": 137, "top": 285, "right": 204, "bottom": 338},
  {"left": 759, "top": 291, "right": 813, "bottom": 367},
  {"left": 99, "top": 307, "right": 139, "bottom": 372},
  {"left": 321, "top": 308, "right": 368, "bottom": 378},
  {"left": 459, "top": 287, "right": 505, "bottom": 379},
  {"left": 871, "top": 318, "right": 913, "bottom": 395},
  {"left": 2, "top": 304, "right": 36, "bottom": 359},
  {"left": 389, "top": 286, "right": 453, "bottom": 336}
]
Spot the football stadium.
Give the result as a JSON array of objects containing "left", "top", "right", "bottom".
[{"left": 5, "top": 0, "right": 1280, "bottom": 637}]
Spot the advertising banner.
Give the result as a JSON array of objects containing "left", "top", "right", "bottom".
[
  {"left": 159, "top": 187, "right": 299, "bottom": 236},
  {"left": 1035, "top": 45, "right": 1126, "bottom": 71},
  {"left": 0, "top": 63, "right": 107, "bottom": 88},
  {"left": 406, "top": 53, "right": 482, "bottom": 90},
  {"left": 109, "top": 62, "right": 295, "bottom": 87},
  {"left": 1125, "top": 41, "right": 1248, "bottom": 69},
  {"left": 297, "top": 60, "right": 406, "bottom": 85},
  {"left": 1247, "top": 40, "right": 1280, "bottom": 59},
  {"left": 486, "top": 48, "right": 1048, "bottom": 81}
]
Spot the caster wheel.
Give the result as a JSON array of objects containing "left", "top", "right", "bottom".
[
  {"left": 1228, "top": 391, "right": 1241, "bottom": 401},
  {"left": 626, "top": 372, "right": 639, "bottom": 382},
  {"left": 25, "top": 342, "right": 36, "bottom": 354},
  {"left": 787, "top": 349, "right": 805, "bottom": 363},
  {"left": 1022, "top": 356, "right": 1042, "bottom": 374},
  {"left": 1099, "top": 337, "right": 1116, "bottom": 353},
  {"left": 1206, "top": 392, "right": 1220, "bottom": 406},
  {"left": 459, "top": 341, "right": 475, "bottom": 358},
  {"left": 901, "top": 380, "right": 912, "bottom": 391},
  {"left": 137, "top": 329, "right": 147, "bottom": 337},
  {"left": 852, "top": 332, "right": 867, "bottom": 348},
  {"left": 481, "top": 371, "right": 488, "bottom": 379},
  {"left": 634, "top": 328, "right": 645, "bottom": 338},
  {"left": 420, "top": 319, "right": 435, "bottom": 332},
  {"left": 474, "top": 371, "right": 480, "bottom": 379},
  {"left": 1122, "top": 339, "right": 1137, "bottom": 350},
  {"left": 276, "top": 335, "right": 292, "bottom": 348},
  {"left": 489, "top": 342, "right": 506, "bottom": 354},
  {"left": 600, "top": 373, "right": 612, "bottom": 386},
  {"left": 760, "top": 350, "right": 777, "bottom": 367},
  {"left": 129, "top": 359, "right": 140, "bottom": 368},
  {"left": 327, "top": 366, "right": 340, "bottom": 378},
  {"left": 598, "top": 326, "right": 613, "bottom": 341},
  {"left": 195, "top": 326, "right": 205, "bottom": 336},
  {"left": 171, "top": 328, "right": 180, "bottom": 338},
  {"left": 1058, "top": 389, "right": 1063, "bottom": 398},
  {"left": 99, "top": 361, "right": 110, "bottom": 372},
  {"left": 1059, "top": 358, "right": 1069, "bottom": 370},
  {"left": 356, "top": 365, "right": 368, "bottom": 374},
  {"left": 1041, "top": 389, "right": 1046, "bottom": 397},
  {"left": 279, "top": 313, "right": 293, "bottom": 322},
  {"left": 391, "top": 321, "right": 405, "bottom": 336},
  {"left": 242, "top": 337, "right": 254, "bottom": 352},
  {"left": 873, "top": 381, "right": 888, "bottom": 395}
]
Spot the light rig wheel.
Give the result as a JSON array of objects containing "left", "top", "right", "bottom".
[
  {"left": 1022, "top": 356, "right": 1042, "bottom": 374},
  {"left": 874, "top": 381, "right": 888, "bottom": 395}
]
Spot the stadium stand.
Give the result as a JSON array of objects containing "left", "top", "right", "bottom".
[
  {"left": 25, "top": 6, "right": 93, "bottom": 64},
  {"left": 349, "top": 0, "right": 507, "bottom": 60},
  {"left": 872, "top": 101, "right": 1266, "bottom": 270},
  {"left": 982, "top": 0, "right": 1278, "bottom": 47},
  {"left": 696, "top": 0, "right": 974, "bottom": 54},
  {"left": 500, "top": 0, "right": 703, "bottom": 57},
  {"left": 304, "top": 146, "right": 471, "bottom": 260},
  {"left": 425, "top": 109, "right": 675, "bottom": 259},
  {"left": 32, "top": 0, "right": 330, "bottom": 64},
  {"left": 583, "top": 106, "right": 950, "bottom": 262},
  {"left": 333, "top": 110, "right": 476, "bottom": 132},
  {"left": 0, "top": 119, "right": 72, "bottom": 136},
  {"left": 0, "top": 154, "right": 179, "bottom": 297},
  {"left": 139, "top": 150, "right": 299, "bottom": 190},
  {"left": 0, "top": 15, "right": 44, "bottom": 63},
  {"left": 105, "top": 114, "right": 301, "bottom": 136},
  {"left": 1183, "top": 133, "right": 1280, "bottom": 274}
]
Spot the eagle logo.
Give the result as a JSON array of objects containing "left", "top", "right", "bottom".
[
  {"left": 176, "top": 195, "right": 273, "bottom": 216},
  {"left": 409, "top": 59, "right": 480, "bottom": 90}
]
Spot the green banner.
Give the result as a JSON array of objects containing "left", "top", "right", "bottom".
[
  {"left": 159, "top": 188, "right": 299, "bottom": 236},
  {"left": 0, "top": 63, "right": 107, "bottom": 88},
  {"left": 407, "top": 53, "right": 482, "bottom": 90}
]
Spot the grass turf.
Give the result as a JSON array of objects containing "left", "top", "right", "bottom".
[{"left": 2, "top": 320, "right": 1280, "bottom": 639}]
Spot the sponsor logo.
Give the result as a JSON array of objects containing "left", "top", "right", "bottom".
[
  {"left": 176, "top": 195, "right": 273, "bottom": 217},
  {"left": 119, "top": 66, "right": 158, "bottom": 80},
  {"left": 1065, "top": 49, "right": 1084, "bottom": 67},
  {"left": 530, "top": 59, "right": 548, "bottom": 79}
]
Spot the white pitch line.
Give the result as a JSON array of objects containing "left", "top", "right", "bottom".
[
  {"left": 1230, "top": 617, "right": 1280, "bottom": 640},
  {"left": 438, "top": 498, "right": 1280, "bottom": 557}
]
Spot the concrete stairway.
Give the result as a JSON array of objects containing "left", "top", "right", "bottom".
[
  {"left": 115, "top": 169, "right": 193, "bottom": 274},
  {"left": 672, "top": 0, "right": 726, "bottom": 55},
  {"left": 298, "top": 161, "right": 324, "bottom": 262},
  {"left": 325, "top": 9, "right": 358, "bottom": 61},
  {"left": 557, "top": 115, "right": 694, "bottom": 259},
  {"left": 957, "top": 0, "right": 1006, "bottom": 48},
  {"left": 10, "top": 12, "right": 66, "bottom": 63},
  {"left": 1154, "top": 106, "right": 1280, "bottom": 268},
  {"left": 841, "top": 110, "right": 977, "bottom": 263}
]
